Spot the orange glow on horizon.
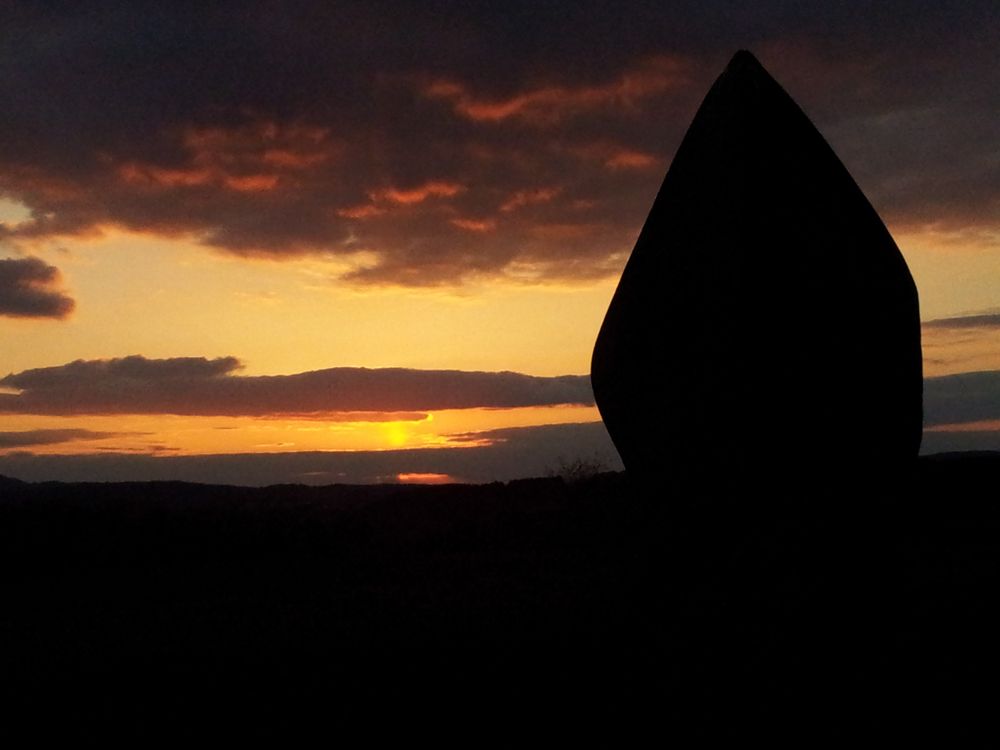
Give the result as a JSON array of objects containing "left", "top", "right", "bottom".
[
  {"left": 0, "top": 405, "right": 601, "bottom": 457},
  {"left": 396, "top": 472, "right": 455, "bottom": 484}
]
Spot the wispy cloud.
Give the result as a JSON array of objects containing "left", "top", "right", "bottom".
[
  {"left": 370, "top": 181, "right": 466, "bottom": 205},
  {"left": 923, "top": 314, "right": 1000, "bottom": 330},
  {"left": 0, "top": 428, "right": 144, "bottom": 449},
  {"left": 423, "top": 56, "right": 686, "bottom": 124}
]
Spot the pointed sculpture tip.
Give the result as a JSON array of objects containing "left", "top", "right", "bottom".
[{"left": 725, "top": 49, "right": 766, "bottom": 76}]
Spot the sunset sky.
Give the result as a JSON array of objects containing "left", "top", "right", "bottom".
[{"left": 2, "top": 2, "right": 999, "bottom": 484}]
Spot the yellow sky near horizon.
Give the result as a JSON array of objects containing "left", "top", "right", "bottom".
[
  {"left": 6, "top": 220, "right": 1000, "bottom": 377},
  {"left": 2, "top": 224, "right": 619, "bottom": 379}
]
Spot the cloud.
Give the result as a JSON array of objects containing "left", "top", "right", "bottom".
[
  {"left": 0, "top": 3, "right": 993, "bottom": 285},
  {"left": 499, "top": 188, "right": 561, "bottom": 213},
  {"left": 0, "top": 355, "right": 594, "bottom": 417},
  {"left": 924, "top": 370, "right": 1000, "bottom": 426},
  {"left": 422, "top": 56, "right": 686, "bottom": 124},
  {"left": 449, "top": 218, "right": 496, "bottom": 232},
  {"left": 370, "top": 181, "right": 466, "bottom": 205},
  {"left": 604, "top": 149, "right": 659, "bottom": 170},
  {"left": 924, "top": 314, "right": 1000, "bottom": 330},
  {"left": 2, "top": 355, "right": 242, "bottom": 389},
  {"left": 921, "top": 314, "right": 1000, "bottom": 377},
  {"left": 0, "top": 257, "right": 75, "bottom": 319},
  {"left": 0, "top": 429, "right": 142, "bottom": 449}
]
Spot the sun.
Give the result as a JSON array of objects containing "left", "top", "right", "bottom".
[{"left": 383, "top": 422, "right": 409, "bottom": 447}]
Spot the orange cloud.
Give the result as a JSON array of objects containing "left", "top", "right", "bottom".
[
  {"left": 261, "top": 148, "right": 331, "bottom": 168},
  {"left": 108, "top": 119, "right": 339, "bottom": 196},
  {"left": 530, "top": 223, "right": 601, "bottom": 241},
  {"left": 605, "top": 149, "right": 658, "bottom": 170},
  {"left": 425, "top": 55, "right": 685, "bottom": 124},
  {"left": 182, "top": 122, "right": 333, "bottom": 166},
  {"left": 119, "top": 163, "right": 279, "bottom": 192},
  {"left": 2, "top": 166, "right": 87, "bottom": 203},
  {"left": 109, "top": 121, "right": 337, "bottom": 195},
  {"left": 565, "top": 141, "right": 660, "bottom": 171},
  {"left": 450, "top": 218, "right": 496, "bottom": 232},
  {"left": 371, "top": 181, "right": 466, "bottom": 205},
  {"left": 500, "top": 187, "right": 561, "bottom": 213},
  {"left": 335, "top": 180, "right": 467, "bottom": 222},
  {"left": 336, "top": 204, "right": 386, "bottom": 219},
  {"left": 224, "top": 174, "right": 280, "bottom": 192},
  {"left": 119, "top": 163, "right": 214, "bottom": 188}
]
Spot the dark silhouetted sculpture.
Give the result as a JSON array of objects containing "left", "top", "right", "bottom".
[{"left": 592, "top": 51, "right": 922, "bottom": 482}]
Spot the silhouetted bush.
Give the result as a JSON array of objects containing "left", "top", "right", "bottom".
[{"left": 546, "top": 454, "right": 610, "bottom": 483}]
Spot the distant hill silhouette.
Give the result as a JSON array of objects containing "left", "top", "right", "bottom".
[
  {"left": 2, "top": 453, "right": 999, "bottom": 739},
  {"left": 593, "top": 51, "right": 922, "bottom": 481}
]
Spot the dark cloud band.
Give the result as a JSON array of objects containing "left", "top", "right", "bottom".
[
  {"left": 923, "top": 314, "right": 1000, "bottom": 330},
  {"left": 0, "top": 355, "right": 594, "bottom": 417}
]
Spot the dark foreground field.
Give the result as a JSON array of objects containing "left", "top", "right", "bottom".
[{"left": 2, "top": 455, "right": 999, "bottom": 739}]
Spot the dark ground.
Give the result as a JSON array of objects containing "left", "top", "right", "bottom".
[{"left": 1, "top": 455, "right": 999, "bottom": 740}]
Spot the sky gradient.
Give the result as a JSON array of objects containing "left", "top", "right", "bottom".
[{"left": 2, "top": 2, "right": 999, "bottom": 483}]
